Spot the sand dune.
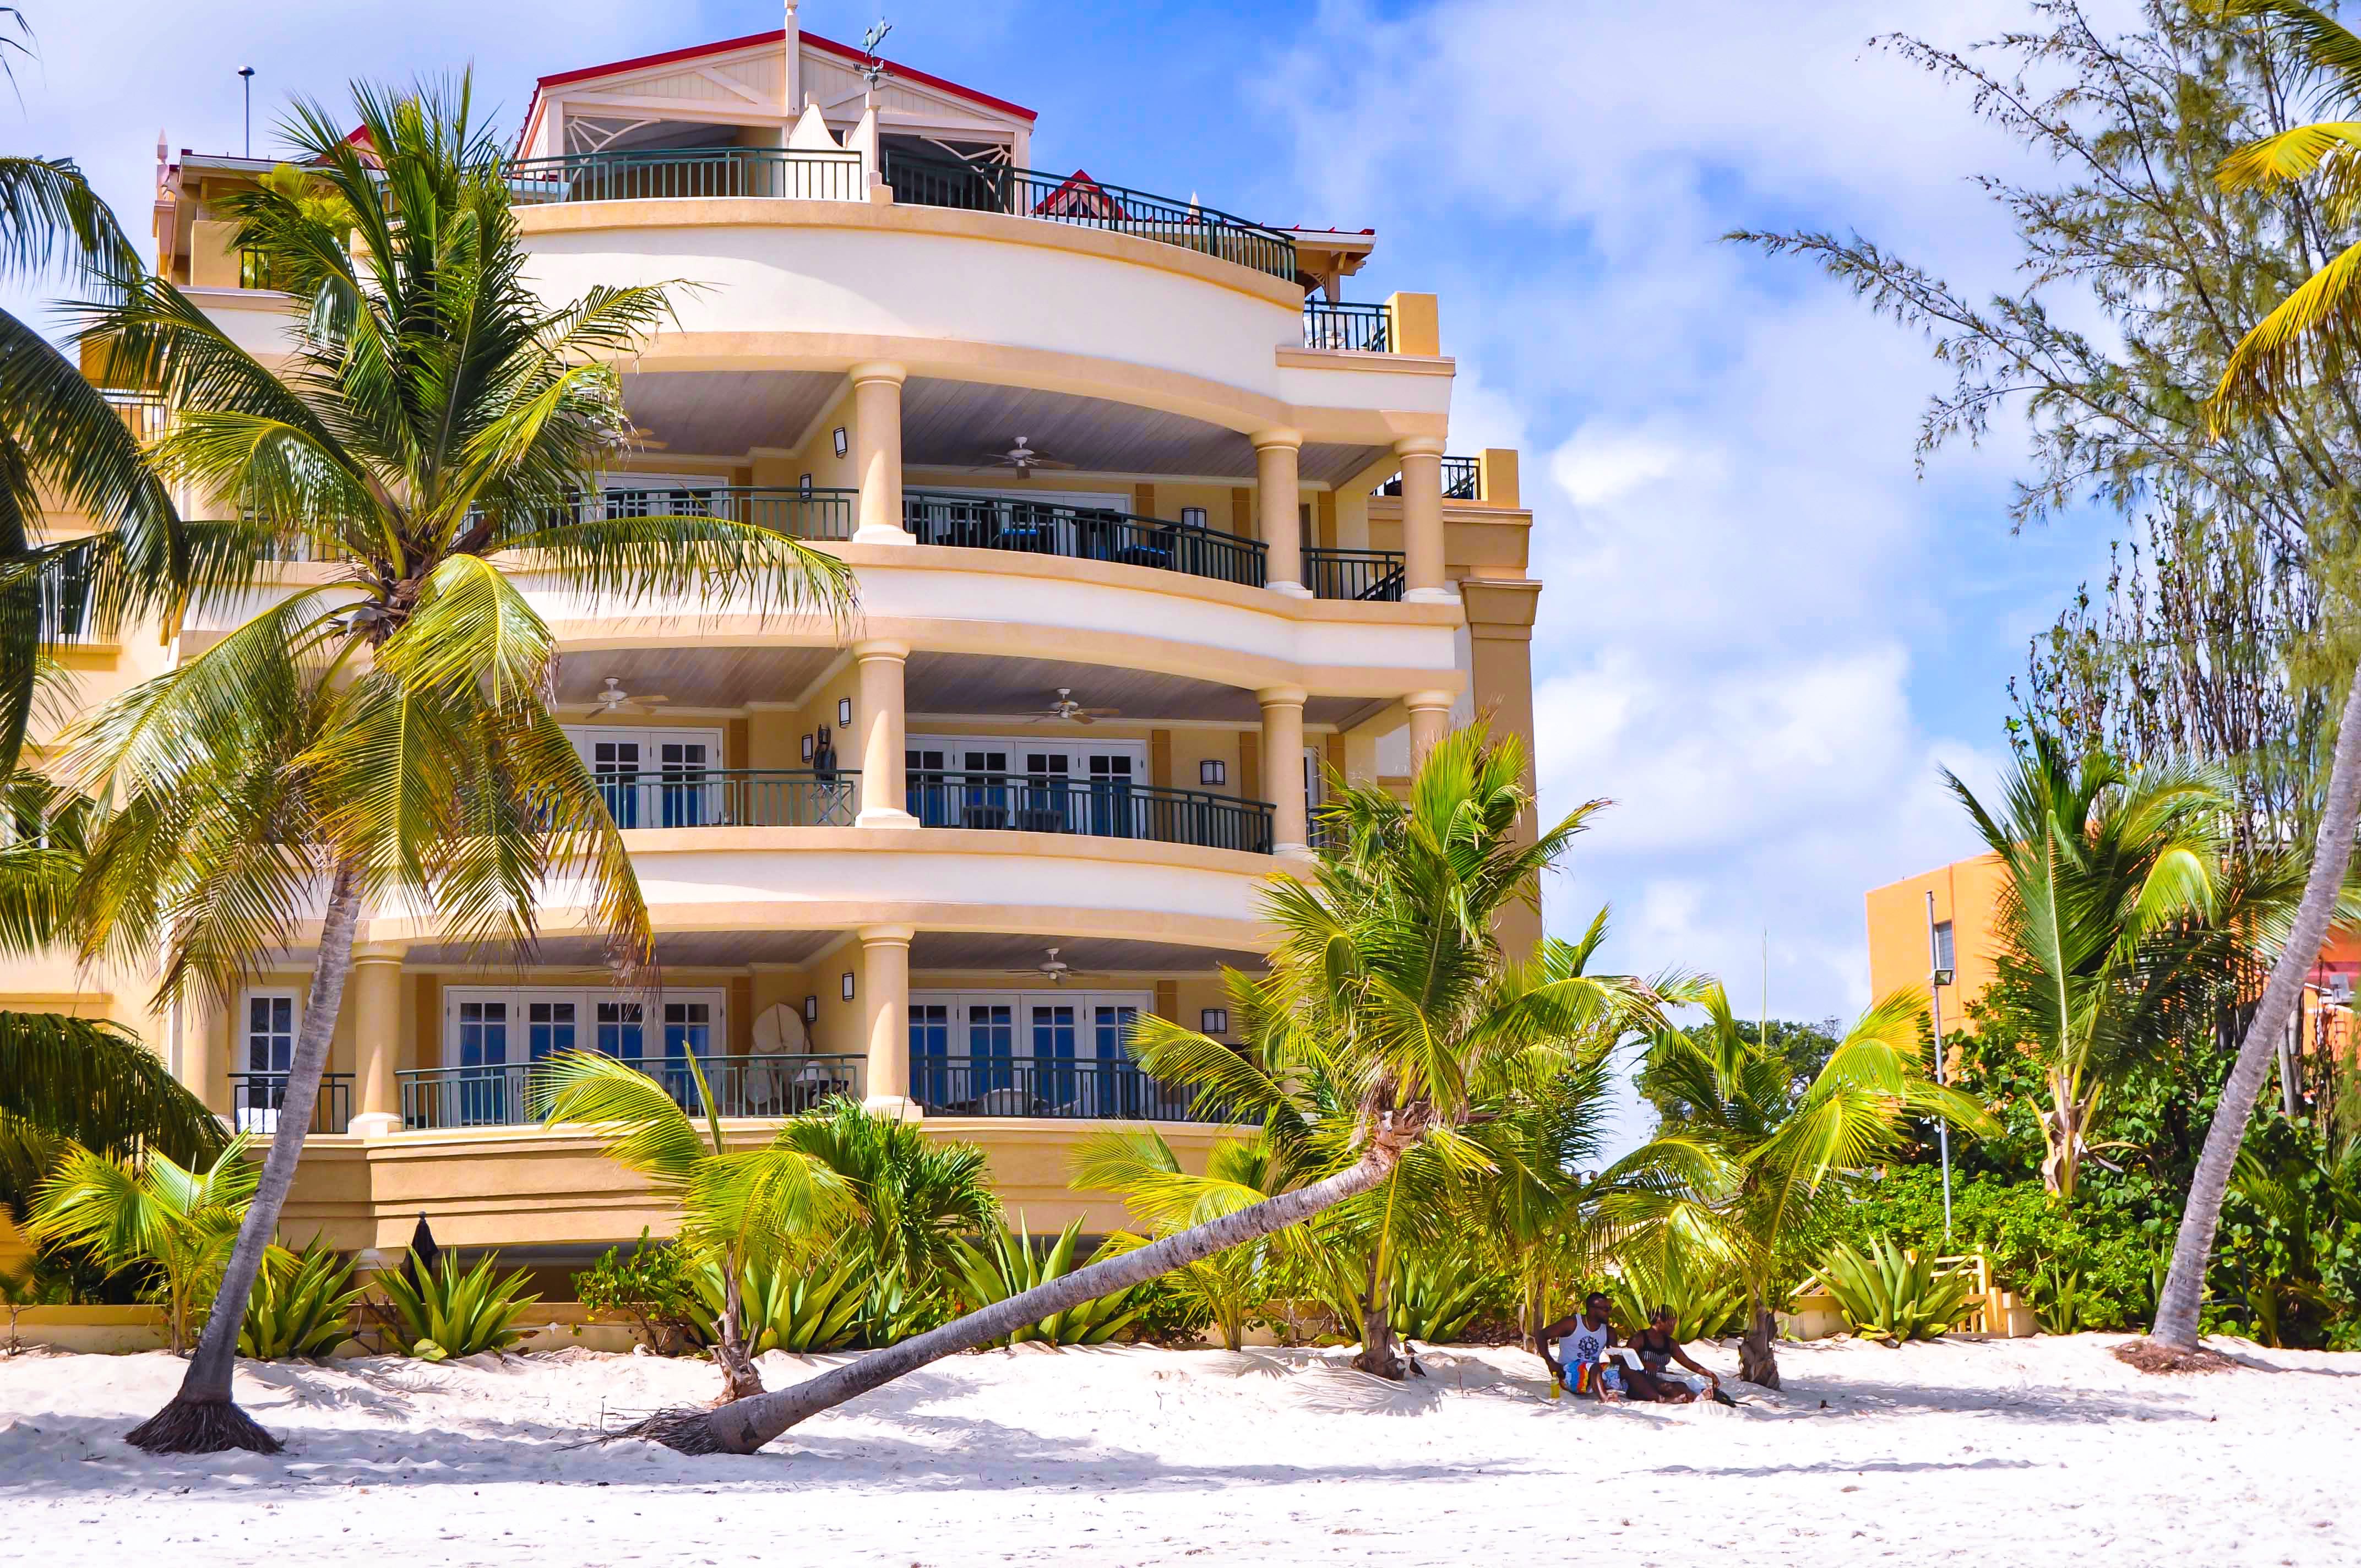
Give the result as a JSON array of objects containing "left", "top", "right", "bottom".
[{"left": 1, "top": 1335, "right": 2353, "bottom": 1566}]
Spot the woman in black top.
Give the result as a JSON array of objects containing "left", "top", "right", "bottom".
[{"left": 1624, "top": 1305, "right": 1724, "bottom": 1404}]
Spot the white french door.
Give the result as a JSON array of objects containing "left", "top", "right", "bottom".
[
  {"left": 907, "top": 988, "right": 1151, "bottom": 1112},
  {"left": 564, "top": 725, "right": 726, "bottom": 828},
  {"left": 906, "top": 734, "right": 1147, "bottom": 835}
]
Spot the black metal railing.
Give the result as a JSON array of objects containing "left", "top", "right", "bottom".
[
  {"left": 230, "top": 1071, "right": 353, "bottom": 1135},
  {"left": 398, "top": 1053, "right": 869, "bottom": 1130},
  {"left": 1303, "top": 546, "right": 1406, "bottom": 602},
  {"left": 1373, "top": 456, "right": 1483, "bottom": 502},
  {"left": 882, "top": 150, "right": 1297, "bottom": 282},
  {"left": 1302, "top": 300, "right": 1391, "bottom": 352},
  {"left": 905, "top": 769, "right": 1275, "bottom": 854},
  {"left": 905, "top": 489, "right": 1265, "bottom": 587},
  {"left": 909, "top": 1053, "right": 1218, "bottom": 1121},
  {"left": 592, "top": 770, "right": 859, "bottom": 830},
  {"left": 504, "top": 148, "right": 865, "bottom": 204},
  {"left": 554, "top": 484, "right": 857, "bottom": 542}
]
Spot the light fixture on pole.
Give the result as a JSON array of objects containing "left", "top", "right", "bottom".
[
  {"left": 1925, "top": 890, "right": 1956, "bottom": 1241},
  {"left": 237, "top": 67, "right": 256, "bottom": 159}
]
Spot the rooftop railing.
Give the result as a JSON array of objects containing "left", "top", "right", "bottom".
[
  {"left": 905, "top": 489, "right": 1266, "bottom": 588},
  {"left": 504, "top": 147, "right": 864, "bottom": 204},
  {"left": 1373, "top": 457, "right": 1483, "bottom": 502},
  {"left": 906, "top": 769, "right": 1275, "bottom": 854},
  {"left": 909, "top": 1052, "right": 1224, "bottom": 1122},
  {"left": 398, "top": 1053, "right": 868, "bottom": 1131},
  {"left": 882, "top": 150, "right": 1297, "bottom": 283},
  {"left": 1302, "top": 300, "right": 1391, "bottom": 352},
  {"left": 1303, "top": 546, "right": 1405, "bottom": 602},
  {"left": 592, "top": 769, "right": 859, "bottom": 830}
]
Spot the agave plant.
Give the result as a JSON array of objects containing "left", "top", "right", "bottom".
[
  {"left": 1388, "top": 1252, "right": 1493, "bottom": 1344},
  {"left": 238, "top": 1239, "right": 364, "bottom": 1360},
  {"left": 947, "top": 1217, "right": 1145, "bottom": 1347},
  {"left": 1605, "top": 1244, "right": 1747, "bottom": 1343},
  {"left": 1815, "top": 1238, "right": 1974, "bottom": 1346},
  {"left": 696, "top": 1254, "right": 862, "bottom": 1356},
  {"left": 374, "top": 1249, "right": 540, "bottom": 1361}
]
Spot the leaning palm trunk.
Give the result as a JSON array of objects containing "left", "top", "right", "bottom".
[
  {"left": 1739, "top": 1301, "right": 1781, "bottom": 1390},
  {"left": 713, "top": 1255, "right": 763, "bottom": 1403},
  {"left": 128, "top": 857, "right": 364, "bottom": 1454},
  {"left": 2148, "top": 665, "right": 2361, "bottom": 1355},
  {"left": 631, "top": 1142, "right": 1403, "bottom": 1455}
]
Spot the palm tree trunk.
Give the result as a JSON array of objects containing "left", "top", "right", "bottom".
[
  {"left": 714, "top": 1257, "right": 764, "bottom": 1403},
  {"left": 630, "top": 1141, "right": 1403, "bottom": 1455},
  {"left": 128, "top": 856, "right": 365, "bottom": 1454},
  {"left": 1738, "top": 1282, "right": 1780, "bottom": 1389},
  {"left": 2148, "top": 663, "right": 2361, "bottom": 1356}
]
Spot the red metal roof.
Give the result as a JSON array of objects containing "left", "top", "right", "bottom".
[{"left": 529, "top": 27, "right": 1036, "bottom": 121}]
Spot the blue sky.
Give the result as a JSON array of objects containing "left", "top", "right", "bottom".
[{"left": 4, "top": 1, "right": 2127, "bottom": 1096}]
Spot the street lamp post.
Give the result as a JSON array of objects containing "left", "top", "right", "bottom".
[{"left": 238, "top": 67, "right": 255, "bottom": 159}]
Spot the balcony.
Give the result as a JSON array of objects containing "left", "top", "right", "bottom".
[
  {"left": 909, "top": 1053, "right": 1217, "bottom": 1121},
  {"left": 398, "top": 1053, "right": 868, "bottom": 1131},
  {"left": 1374, "top": 456, "right": 1482, "bottom": 500},
  {"left": 1301, "top": 300, "right": 1392, "bottom": 352},
  {"left": 505, "top": 147, "right": 865, "bottom": 204},
  {"left": 906, "top": 770, "right": 1275, "bottom": 855},
  {"left": 880, "top": 150, "right": 1297, "bottom": 282},
  {"left": 904, "top": 489, "right": 1266, "bottom": 588},
  {"left": 231, "top": 1071, "right": 353, "bottom": 1134},
  {"left": 553, "top": 483, "right": 857, "bottom": 540},
  {"left": 1303, "top": 546, "right": 1405, "bottom": 602},
  {"left": 592, "top": 770, "right": 858, "bottom": 829}
]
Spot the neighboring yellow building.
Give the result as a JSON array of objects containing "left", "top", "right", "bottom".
[
  {"left": 1864, "top": 854, "right": 2008, "bottom": 1031},
  {"left": 11, "top": 19, "right": 1544, "bottom": 1267}
]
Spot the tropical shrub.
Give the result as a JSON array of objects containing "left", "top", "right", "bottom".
[
  {"left": 1388, "top": 1253, "right": 1495, "bottom": 1344},
  {"left": 697, "top": 1254, "right": 862, "bottom": 1355},
  {"left": 1815, "top": 1238, "right": 1975, "bottom": 1344},
  {"left": 854, "top": 1264, "right": 949, "bottom": 1349},
  {"left": 374, "top": 1250, "right": 540, "bottom": 1360},
  {"left": 1605, "top": 1246, "right": 1747, "bottom": 1342},
  {"left": 1071, "top": 1126, "right": 1295, "bottom": 1352},
  {"left": 948, "top": 1217, "right": 1145, "bottom": 1347},
  {"left": 238, "top": 1239, "right": 363, "bottom": 1360},
  {"left": 2028, "top": 1262, "right": 2088, "bottom": 1337},
  {"left": 25, "top": 1133, "right": 257, "bottom": 1352},
  {"left": 573, "top": 1231, "right": 701, "bottom": 1354}
]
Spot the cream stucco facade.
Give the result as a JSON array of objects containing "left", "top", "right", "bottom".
[{"left": 27, "top": 19, "right": 1545, "bottom": 1263}]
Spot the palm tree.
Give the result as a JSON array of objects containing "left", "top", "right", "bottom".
[
  {"left": 69, "top": 77, "right": 853, "bottom": 1454},
  {"left": 26, "top": 1134, "right": 257, "bottom": 1352},
  {"left": 1634, "top": 986, "right": 1994, "bottom": 1388},
  {"left": 627, "top": 724, "right": 1670, "bottom": 1454},
  {"left": 775, "top": 1097, "right": 999, "bottom": 1304},
  {"left": 1945, "top": 734, "right": 2233, "bottom": 1203},
  {"left": 2136, "top": 0, "right": 2361, "bottom": 1358},
  {"left": 532, "top": 1051, "right": 855, "bottom": 1399}
]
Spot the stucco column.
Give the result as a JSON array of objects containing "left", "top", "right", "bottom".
[
  {"left": 853, "top": 638, "right": 917, "bottom": 827},
  {"left": 1259, "top": 684, "right": 1310, "bottom": 857},
  {"left": 1407, "top": 689, "right": 1455, "bottom": 763},
  {"left": 851, "top": 361, "right": 910, "bottom": 546},
  {"left": 180, "top": 990, "right": 229, "bottom": 1119},
  {"left": 859, "top": 923, "right": 917, "bottom": 1118},
  {"left": 1255, "top": 430, "right": 1309, "bottom": 598},
  {"left": 1396, "top": 437, "right": 1450, "bottom": 602},
  {"left": 347, "top": 945, "right": 408, "bottom": 1136}
]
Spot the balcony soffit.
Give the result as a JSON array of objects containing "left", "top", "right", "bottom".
[
  {"left": 405, "top": 929, "right": 841, "bottom": 969},
  {"left": 905, "top": 651, "right": 1378, "bottom": 729},
  {"left": 621, "top": 369, "right": 842, "bottom": 458},
  {"left": 910, "top": 932, "right": 1264, "bottom": 972}
]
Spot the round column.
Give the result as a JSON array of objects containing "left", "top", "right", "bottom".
[
  {"left": 1407, "top": 689, "right": 1455, "bottom": 763},
  {"left": 181, "top": 990, "right": 230, "bottom": 1119},
  {"left": 347, "top": 945, "right": 408, "bottom": 1136},
  {"left": 851, "top": 361, "right": 911, "bottom": 546},
  {"left": 1396, "top": 437, "right": 1449, "bottom": 602},
  {"left": 852, "top": 638, "right": 917, "bottom": 827},
  {"left": 858, "top": 923, "right": 917, "bottom": 1119},
  {"left": 1255, "top": 429, "right": 1309, "bottom": 598},
  {"left": 1259, "top": 684, "right": 1310, "bottom": 857}
]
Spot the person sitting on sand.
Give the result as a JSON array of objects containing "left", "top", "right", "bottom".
[
  {"left": 1620, "top": 1305, "right": 1730, "bottom": 1405},
  {"left": 1539, "top": 1293, "right": 1624, "bottom": 1402}
]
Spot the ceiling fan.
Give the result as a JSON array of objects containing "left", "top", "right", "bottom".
[
  {"left": 1027, "top": 688, "right": 1121, "bottom": 726},
  {"left": 590, "top": 677, "right": 672, "bottom": 716},
  {"left": 1005, "top": 946, "right": 1092, "bottom": 986},
  {"left": 973, "top": 435, "right": 1075, "bottom": 477}
]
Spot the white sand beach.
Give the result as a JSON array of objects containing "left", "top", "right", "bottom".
[{"left": 0, "top": 1335, "right": 2353, "bottom": 1567}]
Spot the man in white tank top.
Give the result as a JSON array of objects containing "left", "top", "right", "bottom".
[{"left": 1539, "top": 1293, "right": 1624, "bottom": 1400}]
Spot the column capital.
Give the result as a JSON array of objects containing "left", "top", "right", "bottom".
[
  {"left": 851, "top": 638, "right": 911, "bottom": 662},
  {"left": 1405, "top": 689, "right": 1456, "bottom": 712},
  {"left": 857, "top": 922, "right": 917, "bottom": 945},
  {"left": 1250, "top": 426, "right": 1303, "bottom": 453},
  {"left": 848, "top": 360, "right": 907, "bottom": 387},
  {"left": 1394, "top": 435, "right": 1449, "bottom": 459},
  {"left": 352, "top": 943, "right": 410, "bottom": 965},
  {"left": 1256, "top": 684, "right": 1309, "bottom": 709}
]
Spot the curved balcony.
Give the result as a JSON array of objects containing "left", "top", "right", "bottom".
[
  {"left": 903, "top": 489, "right": 1265, "bottom": 589},
  {"left": 508, "top": 147, "right": 864, "bottom": 204},
  {"left": 399, "top": 1052, "right": 867, "bottom": 1131}
]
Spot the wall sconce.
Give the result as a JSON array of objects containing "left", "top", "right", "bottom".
[
  {"left": 840, "top": 971, "right": 856, "bottom": 1003},
  {"left": 1200, "top": 1008, "right": 1230, "bottom": 1036},
  {"left": 801, "top": 732, "right": 815, "bottom": 763},
  {"left": 803, "top": 994, "right": 819, "bottom": 1024},
  {"left": 838, "top": 696, "right": 853, "bottom": 728},
  {"left": 1199, "top": 759, "right": 1226, "bottom": 786},
  {"left": 798, "top": 472, "right": 814, "bottom": 498},
  {"left": 832, "top": 427, "right": 849, "bottom": 459},
  {"left": 1180, "top": 506, "right": 1207, "bottom": 529}
]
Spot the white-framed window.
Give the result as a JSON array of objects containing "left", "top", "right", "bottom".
[
  {"left": 564, "top": 725, "right": 728, "bottom": 829},
  {"left": 234, "top": 989, "right": 302, "bottom": 1133},
  {"left": 440, "top": 986, "right": 725, "bottom": 1069},
  {"left": 906, "top": 734, "right": 1148, "bottom": 834}
]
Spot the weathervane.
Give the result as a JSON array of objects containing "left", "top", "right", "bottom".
[{"left": 858, "top": 19, "right": 893, "bottom": 93}]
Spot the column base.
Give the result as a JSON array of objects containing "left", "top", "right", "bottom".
[
  {"left": 862, "top": 1095, "right": 923, "bottom": 1122},
  {"left": 1403, "top": 586, "right": 1457, "bottom": 605},
  {"left": 851, "top": 524, "right": 916, "bottom": 546},
  {"left": 1266, "top": 581, "right": 1314, "bottom": 599},
  {"left": 856, "top": 807, "right": 921, "bottom": 829},
  {"left": 347, "top": 1111, "right": 404, "bottom": 1139}
]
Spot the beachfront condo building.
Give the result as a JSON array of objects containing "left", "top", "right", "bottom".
[{"left": 11, "top": 13, "right": 1542, "bottom": 1265}]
